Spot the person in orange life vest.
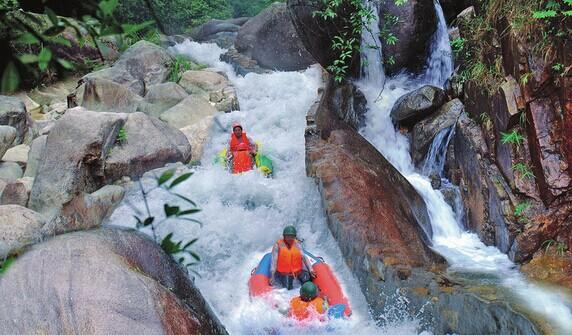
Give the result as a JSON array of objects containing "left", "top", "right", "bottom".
[
  {"left": 289, "top": 282, "right": 327, "bottom": 321},
  {"left": 227, "top": 122, "right": 258, "bottom": 174},
  {"left": 270, "top": 226, "right": 317, "bottom": 290}
]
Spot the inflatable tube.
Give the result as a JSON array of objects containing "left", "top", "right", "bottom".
[
  {"left": 214, "top": 147, "right": 273, "bottom": 177},
  {"left": 248, "top": 250, "right": 351, "bottom": 318}
]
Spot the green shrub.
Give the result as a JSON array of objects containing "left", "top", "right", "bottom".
[{"left": 229, "top": 0, "right": 283, "bottom": 17}]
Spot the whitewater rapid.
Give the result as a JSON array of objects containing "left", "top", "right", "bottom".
[
  {"left": 358, "top": 1, "right": 572, "bottom": 333},
  {"left": 107, "top": 40, "right": 429, "bottom": 335}
]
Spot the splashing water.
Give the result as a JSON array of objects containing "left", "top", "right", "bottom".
[
  {"left": 107, "top": 39, "right": 428, "bottom": 335},
  {"left": 359, "top": 1, "right": 572, "bottom": 333}
]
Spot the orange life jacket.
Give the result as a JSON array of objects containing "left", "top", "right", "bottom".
[
  {"left": 289, "top": 296, "right": 326, "bottom": 321},
  {"left": 276, "top": 239, "right": 303, "bottom": 275},
  {"left": 229, "top": 133, "right": 253, "bottom": 173}
]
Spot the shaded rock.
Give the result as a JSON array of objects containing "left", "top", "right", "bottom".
[
  {"left": 191, "top": 19, "right": 244, "bottom": 48},
  {"left": 0, "top": 126, "right": 17, "bottom": 158},
  {"left": 447, "top": 113, "right": 518, "bottom": 253},
  {"left": 522, "top": 251, "right": 572, "bottom": 290},
  {"left": 180, "top": 116, "right": 214, "bottom": 162},
  {"left": 46, "top": 185, "right": 125, "bottom": 235},
  {"left": 412, "top": 98, "right": 464, "bottom": 165},
  {"left": 104, "top": 112, "right": 192, "bottom": 182},
  {"left": 0, "top": 205, "right": 46, "bottom": 258},
  {"left": 23, "top": 135, "right": 47, "bottom": 178},
  {"left": 144, "top": 82, "right": 188, "bottom": 109},
  {"left": 2, "top": 144, "right": 29, "bottom": 166},
  {"left": 83, "top": 41, "right": 173, "bottom": 96},
  {"left": 390, "top": 85, "right": 446, "bottom": 125},
  {"left": 526, "top": 98, "right": 571, "bottom": 204},
  {"left": 0, "top": 96, "right": 28, "bottom": 144},
  {"left": 178, "top": 70, "right": 239, "bottom": 112},
  {"left": 29, "top": 108, "right": 190, "bottom": 221},
  {"left": 236, "top": 3, "right": 315, "bottom": 71},
  {"left": 0, "top": 177, "right": 33, "bottom": 207},
  {"left": 378, "top": 0, "right": 438, "bottom": 75},
  {"left": 0, "top": 162, "right": 23, "bottom": 182},
  {"left": 0, "top": 227, "right": 228, "bottom": 335},
  {"left": 76, "top": 77, "right": 143, "bottom": 113},
  {"left": 220, "top": 47, "right": 270, "bottom": 76},
  {"left": 159, "top": 96, "right": 218, "bottom": 129},
  {"left": 287, "top": 0, "right": 361, "bottom": 78}
]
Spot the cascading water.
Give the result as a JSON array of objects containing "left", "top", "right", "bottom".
[
  {"left": 106, "top": 40, "right": 427, "bottom": 334},
  {"left": 359, "top": 0, "right": 572, "bottom": 333},
  {"left": 360, "top": 0, "right": 385, "bottom": 90}
]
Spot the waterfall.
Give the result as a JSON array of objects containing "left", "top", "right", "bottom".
[
  {"left": 360, "top": 0, "right": 385, "bottom": 90},
  {"left": 423, "top": 0, "right": 454, "bottom": 87},
  {"left": 420, "top": 126, "right": 455, "bottom": 177},
  {"left": 359, "top": 0, "right": 572, "bottom": 333}
]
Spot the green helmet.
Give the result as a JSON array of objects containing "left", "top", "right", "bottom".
[
  {"left": 283, "top": 225, "right": 297, "bottom": 237},
  {"left": 300, "top": 282, "right": 318, "bottom": 300}
]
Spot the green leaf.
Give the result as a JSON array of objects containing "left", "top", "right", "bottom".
[
  {"left": 1, "top": 62, "right": 20, "bottom": 93},
  {"left": 173, "top": 193, "right": 197, "bottom": 207},
  {"left": 164, "top": 204, "right": 180, "bottom": 217},
  {"left": 564, "top": 0, "right": 572, "bottom": 5},
  {"left": 43, "top": 25, "right": 66, "bottom": 37},
  {"left": 168, "top": 172, "right": 193, "bottom": 189},
  {"left": 161, "top": 233, "right": 178, "bottom": 254},
  {"left": 50, "top": 36, "right": 73, "bottom": 47},
  {"left": 121, "top": 21, "right": 155, "bottom": 35},
  {"left": 16, "top": 32, "right": 40, "bottom": 45},
  {"left": 183, "top": 238, "right": 198, "bottom": 249},
  {"left": 56, "top": 58, "right": 74, "bottom": 70},
  {"left": 142, "top": 217, "right": 155, "bottom": 227},
  {"left": 158, "top": 170, "right": 175, "bottom": 186},
  {"left": 0, "top": 256, "right": 16, "bottom": 274},
  {"left": 38, "top": 48, "right": 52, "bottom": 72},
  {"left": 532, "top": 10, "right": 557, "bottom": 19},
  {"left": 99, "top": 0, "right": 119, "bottom": 17},
  {"left": 178, "top": 208, "right": 201, "bottom": 216},
  {"left": 19, "top": 54, "right": 39, "bottom": 64},
  {"left": 45, "top": 7, "right": 60, "bottom": 26},
  {"left": 563, "top": 10, "right": 572, "bottom": 16}
]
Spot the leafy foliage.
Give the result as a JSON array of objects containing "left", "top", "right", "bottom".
[
  {"left": 0, "top": 0, "right": 154, "bottom": 93},
  {"left": 229, "top": 0, "right": 284, "bottom": 17},
  {"left": 513, "top": 162, "right": 535, "bottom": 180},
  {"left": 0, "top": 255, "right": 15, "bottom": 275},
  {"left": 501, "top": 129, "right": 525, "bottom": 146},
  {"left": 116, "top": 126, "right": 127, "bottom": 144},
  {"left": 132, "top": 169, "right": 202, "bottom": 275},
  {"left": 514, "top": 201, "right": 531, "bottom": 217}
]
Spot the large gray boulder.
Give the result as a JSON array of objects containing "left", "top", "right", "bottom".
[
  {"left": 178, "top": 70, "right": 239, "bottom": 112},
  {"left": 0, "top": 96, "right": 29, "bottom": 144},
  {"left": 23, "top": 135, "right": 47, "bottom": 178},
  {"left": 28, "top": 108, "right": 190, "bottom": 221},
  {"left": 144, "top": 82, "right": 188, "bottom": 108},
  {"left": 0, "top": 205, "right": 46, "bottom": 258},
  {"left": 0, "top": 126, "right": 17, "bottom": 158},
  {"left": 0, "top": 227, "right": 228, "bottom": 335},
  {"left": 83, "top": 41, "right": 173, "bottom": 96},
  {"left": 412, "top": 98, "right": 464, "bottom": 165},
  {"left": 159, "top": 96, "right": 218, "bottom": 129},
  {"left": 104, "top": 112, "right": 192, "bottom": 182},
  {"left": 0, "top": 177, "right": 33, "bottom": 207},
  {"left": 76, "top": 77, "right": 144, "bottom": 113},
  {"left": 390, "top": 85, "right": 446, "bottom": 125},
  {"left": 235, "top": 3, "right": 315, "bottom": 71},
  {"left": 191, "top": 17, "right": 250, "bottom": 48},
  {"left": 0, "top": 162, "right": 23, "bottom": 183}
]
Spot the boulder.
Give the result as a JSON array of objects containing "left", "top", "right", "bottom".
[
  {"left": 236, "top": 3, "right": 315, "bottom": 71},
  {"left": 377, "top": 0, "right": 438, "bottom": 75},
  {"left": 390, "top": 85, "right": 446, "bottom": 125},
  {"left": 0, "top": 162, "right": 23, "bottom": 182},
  {"left": 0, "top": 96, "right": 28, "bottom": 144},
  {"left": 220, "top": 47, "right": 270, "bottom": 76},
  {"left": 83, "top": 41, "right": 173, "bottom": 96},
  {"left": 191, "top": 18, "right": 246, "bottom": 48},
  {"left": 0, "top": 227, "right": 228, "bottom": 335},
  {"left": 0, "top": 126, "right": 16, "bottom": 158},
  {"left": 2, "top": 144, "right": 29, "bottom": 166},
  {"left": 144, "top": 82, "right": 188, "bottom": 109},
  {"left": 23, "top": 135, "right": 47, "bottom": 178},
  {"left": 180, "top": 116, "right": 215, "bottom": 162},
  {"left": 0, "top": 177, "right": 33, "bottom": 207},
  {"left": 104, "top": 112, "right": 192, "bottom": 182},
  {"left": 46, "top": 185, "right": 125, "bottom": 235},
  {"left": 0, "top": 205, "right": 46, "bottom": 258},
  {"left": 28, "top": 108, "right": 190, "bottom": 221},
  {"left": 178, "top": 70, "right": 239, "bottom": 112},
  {"left": 76, "top": 77, "right": 143, "bottom": 113},
  {"left": 287, "top": 0, "right": 361, "bottom": 78},
  {"left": 159, "top": 96, "right": 218, "bottom": 129},
  {"left": 411, "top": 98, "right": 464, "bottom": 165}
]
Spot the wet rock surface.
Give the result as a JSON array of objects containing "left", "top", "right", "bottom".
[{"left": 0, "top": 227, "right": 228, "bottom": 335}]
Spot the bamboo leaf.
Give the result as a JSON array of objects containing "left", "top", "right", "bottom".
[
  {"left": 168, "top": 172, "right": 193, "bottom": 189},
  {"left": 1, "top": 62, "right": 20, "bottom": 93},
  {"left": 158, "top": 169, "right": 175, "bottom": 186}
]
